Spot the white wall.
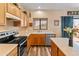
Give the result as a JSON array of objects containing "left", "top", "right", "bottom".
[{"left": 28, "top": 10, "right": 67, "bottom": 37}]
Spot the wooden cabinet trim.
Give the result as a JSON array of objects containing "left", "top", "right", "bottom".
[{"left": 0, "top": 3, "right": 6, "bottom": 25}]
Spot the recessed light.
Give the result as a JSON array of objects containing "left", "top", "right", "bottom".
[{"left": 38, "top": 6, "right": 40, "bottom": 9}]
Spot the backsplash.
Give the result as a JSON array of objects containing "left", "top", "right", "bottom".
[{"left": 0, "top": 26, "right": 19, "bottom": 32}]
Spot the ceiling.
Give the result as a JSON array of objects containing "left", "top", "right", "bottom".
[{"left": 19, "top": 3, "right": 79, "bottom": 11}]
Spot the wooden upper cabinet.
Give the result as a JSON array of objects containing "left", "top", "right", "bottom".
[
  {"left": 24, "top": 14, "right": 28, "bottom": 26},
  {"left": 0, "top": 3, "right": 28, "bottom": 26},
  {"left": 7, "top": 3, "right": 20, "bottom": 18},
  {"left": 13, "top": 11, "right": 28, "bottom": 27},
  {"left": 0, "top": 3, "right": 6, "bottom": 25},
  {"left": 20, "top": 11, "right": 28, "bottom": 27},
  {"left": 21, "top": 12, "right": 25, "bottom": 26},
  {"left": 14, "top": 6, "right": 21, "bottom": 18},
  {"left": 7, "top": 3, "right": 16, "bottom": 15}
]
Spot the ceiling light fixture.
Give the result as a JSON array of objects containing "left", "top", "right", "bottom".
[{"left": 38, "top": 6, "right": 40, "bottom": 9}]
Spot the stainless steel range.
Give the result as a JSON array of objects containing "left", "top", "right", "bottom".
[{"left": 0, "top": 31, "right": 27, "bottom": 56}]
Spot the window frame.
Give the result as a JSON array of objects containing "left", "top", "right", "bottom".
[{"left": 33, "top": 18, "right": 48, "bottom": 30}]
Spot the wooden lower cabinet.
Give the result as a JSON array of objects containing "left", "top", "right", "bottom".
[
  {"left": 7, "top": 47, "right": 17, "bottom": 56},
  {"left": 58, "top": 48, "right": 65, "bottom": 56},
  {"left": 27, "top": 34, "right": 46, "bottom": 47},
  {"left": 51, "top": 41, "right": 65, "bottom": 56},
  {"left": 51, "top": 41, "right": 57, "bottom": 56}
]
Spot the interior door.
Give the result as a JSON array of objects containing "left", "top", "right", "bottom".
[{"left": 61, "top": 16, "right": 73, "bottom": 38}]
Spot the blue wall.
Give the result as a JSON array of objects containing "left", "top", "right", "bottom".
[{"left": 61, "top": 16, "right": 73, "bottom": 38}]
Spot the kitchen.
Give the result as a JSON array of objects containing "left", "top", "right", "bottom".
[{"left": 0, "top": 3, "right": 79, "bottom": 56}]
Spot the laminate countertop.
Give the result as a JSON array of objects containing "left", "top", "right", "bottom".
[
  {"left": 50, "top": 38, "right": 79, "bottom": 56},
  {"left": 0, "top": 44, "right": 18, "bottom": 56}
]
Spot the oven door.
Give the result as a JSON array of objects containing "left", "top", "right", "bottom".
[{"left": 19, "top": 40, "right": 26, "bottom": 56}]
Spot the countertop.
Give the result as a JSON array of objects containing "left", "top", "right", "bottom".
[
  {"left": 0, "top": 44, "right": 18, "bottom": 56},
  {"left": 25, "top": 32, "right": 53, "bottom": 36},
  {"left": 50, "top": 38, "right": 79, "bottom": 56}
]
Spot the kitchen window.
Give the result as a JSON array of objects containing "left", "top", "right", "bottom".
[{"left": 33, "top": 18, "right": 48, "bottom": 30}]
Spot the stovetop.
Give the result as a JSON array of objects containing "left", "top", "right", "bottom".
[
  {"left": 8, "top": 36, "right": 27, "bottom": 44},
  {"left": 0, "top": 36, "right": 27, "bottom": 44}
]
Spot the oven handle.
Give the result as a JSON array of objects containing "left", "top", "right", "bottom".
[{"left": 20, "top": 40, "right": 26, "bottom": 46}]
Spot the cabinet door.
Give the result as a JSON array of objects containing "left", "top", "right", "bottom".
[
  {"left": 27, "top": 37, "right": 31, "bottom": 50},
  {"left": 38, "top": 34, "right": 46, "bottom": 45},
  {"left": 7, "top": 47, "right": 17, "bottom": 56},
  {"left": 24, "top": 14, "right": 27, "bottom": 26},
  {"left": 58, "top": 48, "right": 65, "bottom": 56},
  {"left": 32, "top": 34, "right": 38, "bottom": 45},
  {"left": 33, "top": 37, "right": 38, "bottom": 45},
  {"left": 21, "top": 12, "right": 25, "bottom": 26},
  {"left": 29, "top": 38, "right": 34, "bottom": 45},
  {"left": 7, "top": 3, "right": 20, "bottom": 17},
  {"left": 28, "top": 34, "right": 37, "bottom": 46},
  {"left": 7, "top": 3, "right": 16, "bottom": 15},
  {"left": 51, "top": 41, "right": 58, "bottom": 56},
  {"left": 28, "top": 34, "right": 46, "bottom": 46},
  {"left": 15, "top": 6, "right": 20, "bottom": 18},
  {"left": 0, "top": 3, "right": 6, "bottom": 25}
]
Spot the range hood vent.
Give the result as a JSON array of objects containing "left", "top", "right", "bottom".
[{"left": 6, "top": 13, "right": 20, "bottom": 21}]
